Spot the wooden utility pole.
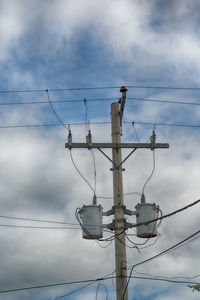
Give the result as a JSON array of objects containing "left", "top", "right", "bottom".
[
  {"left": 111, "top": 101, "right": 128, "bottom": 300},
  {"left": 65, "top": 86, "right": 169, "bottom": 300}
]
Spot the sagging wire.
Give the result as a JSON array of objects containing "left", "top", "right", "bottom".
[
  {"left": 95, "top": 283, "right": 108, "bottom": 300},
  {"left": 46, "top": 89, "right": 68, "bottom": 130},
  {"left": 122, "top": 228, "right": 200, "bottom": 300},
  {"left": 142, "top": 148, "right": 156, "bottom": 195},
  {"left": 131, "top": 269, "right": 200, "bottom": 281},
  {"left": 125, "top": 215, "right": 160, "bottom": 251},
  {"left": 69, "top": 151, "right": 96, "bottom": 195},
  {"left": 84, "top": 97, "right": 97, "bottom": 195},
  {"left": 54, "top": 271, "right": 115, "bottom": 300},
  {"left": 132, "top": 121, "right": 140, "bottom": 142}
]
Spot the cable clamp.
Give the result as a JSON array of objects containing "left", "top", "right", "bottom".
[
  {"left": 86, "top": 130, "right": 92, "bottom": 149},
  {"left": 68, "top": 130, "right": 72, "bottom": 150},
  {"left": 150, "top": 131, "right": 156, "bottom": 150}
]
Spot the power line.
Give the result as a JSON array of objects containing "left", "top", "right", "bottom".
[
  {"left": 1, "top": 84, "right": 200, "bottom": 94},
  {"left": 1, "top": 96, "right": 200, "bottom": 107},
  {"left": 122, "top": 228, "right": 200, "bottom": 299},
  {"left": 0, "top": 277, "right": 113, "bottom": 295},
  {"left": 0, "top": 215, "right": 79, "bottom": 226},
  {"left": 0, "top": 120, "right": 200, "bottom": 129},
  {"left": 69, "top": 150, "right": 95, "bottom": 195},
  {"left": 129, "top": 276, "right": 200, "bottom": 285},
  {"left": 127, "top": 97, "right": 200, "bottom": 106},
  {"left": 0, "top": 224, "right": 80, "bottom": 230},
  {"left": 141, "top": 149, "right": 155, "bottom": 195},
  {"left": 1, "top": 273, "right": 200, "bottom": 296},
  {"left": 55, "top": 281, "right": 95, "bottom": 300},
  {"left": 0, "top": 97, "right": 115, "bottom": 105},
  {"left": 127, "top": 85, "right": 200, "bottom": 91},
  {"left": 132, "top": 198, "right": 200, "bottom": 228},
  {"left": 46, "top": 90, "right": 68, "bottom": 130},
  {"left": 132, "top": 269, "right": 200, "bottom": 281}
]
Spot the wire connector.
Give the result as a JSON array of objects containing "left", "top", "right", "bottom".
[
  {"left": 68, "top": 130, "right": 72, "bottom": 150},
  {"left": 86, "top": 130, "right": 92, "bottom": 149},
  {"left": 150, "top": 131, "right": 156, "bottom": 150}
]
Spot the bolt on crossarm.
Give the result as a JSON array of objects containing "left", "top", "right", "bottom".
[{"left": 111, "top": 98, "right": 128, "bottom": 299}]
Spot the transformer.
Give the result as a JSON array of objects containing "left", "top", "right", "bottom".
[
  {"left": 79, "top": 205, "right": 103, "bottom": 239},
  {"left": 135, "top": 203, "right": 159, "bottom": 238}
]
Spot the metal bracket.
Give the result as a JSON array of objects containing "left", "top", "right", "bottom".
[
  {"left": 103, "top": 205, "right": 137, "bottom": 216},
  {"left": 102, "top": 207, "right": 114, "bottom": 216},
  {"left": 98, "top": 147, "right": 137, "bottom": 171},
  {"left": 124, "top": 208, "right": 136, "bottom": 216}
]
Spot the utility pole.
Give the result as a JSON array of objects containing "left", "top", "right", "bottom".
[
  {"left": 65, "top": 86, "right": 169, "bottom": 300},
  {"left": 111, "top": 98, "right": 128, "bottom": 300}
]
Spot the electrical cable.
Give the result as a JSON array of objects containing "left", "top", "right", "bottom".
[
  {"left": 128, "top": 276, "right": 200, "bottom": 285},
  {"left": 132, "top": 269, "right": 200, "bottom": 281},
  {"left": 95, "top": 283, "right": 108, "bottom": 300},
  {"left": 69, "top": 150, "right": 95, "bottom": 194},
  {"left": 0, "top": 276, "right": 115, "bottom": 295},
  {"left": 132, "top": 122, "right": 140, "bottom": 142},
  {"left": 2, "top": 96, "right": 200, "bottom": 106},
  {"left": 132, "top": 198, "right": 200, "bottom": 228},
  {"left": 46, "top": 90, "right": 68, "bottom": 130},
  {"left": 84, "top": 98, "right": 97, "bottom": 194},
  {"left": 91, "top": 149, "right": 97, "bottom": 194},
  {"left": 54, "top": 271, "right": 115, "bottom": 300},
  {"left": 1, "top": 121, "right": 200, "bottom": 129},
  {"left": 127, "top": 97, "right": 200, "bottom": 106},
  {"left": 2, "top": 84, "right": 200, "bottom": 94},
  {"left": 0, "top": 224, "right": 80, "bottom": 230},
  {"left": 0, "top": 274, "right": 199, "bottom": 296},
  {"left": 142, "top": 149, "right": 155, "bottom": 195},
  {"left": 122, "top": 228, "right": 200, "bottom": 299},
  {"left": 0, "top": 215, "right": 79, "bottom": 226},
  {"left": 55, "top": 281, "right": 95, "bottom": 300}
]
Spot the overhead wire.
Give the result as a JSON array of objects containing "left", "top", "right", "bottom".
[
  {"left": 2, "top": 96, "right": 200, "bottom": 106},
  {"left": 132, "top": 269, "right": 200, "bottom": 281},
  {"left": 122, "top": 228, "right": 200, "bottom": 299},
  {"left": 141, "top": 149, "right": 156, "bottom": 195},
  {"left": 1, "top": 272, "right": 200, "bottom": 296},
  {"left": 46, "top": 89, "right": 68, "bottom": 130},
  {"left": 0, "top": 224, "right": 80, "bottom": 230},
  {"left": 0, "top": 215, "right": 79, "bottom": 226},
  {"left": 95, "top": 283, "right": 108, "bottom": 300},
  {"left": 54, "top": 281, "right": 95, "bottom": 300},
  {"left": 0, "top": 276, "right": 115, "bottom": 295},
  {"left": 1, "top": 121, "right": 200, "bottom": 129},
  {"left": 55, "top": 271, "right": 115, "bottom": 300},
  {"left": 84, "top": 98, "right": 97, "bottom": 195},
  {"left": 131, "top": 198, "right": 200, "bottom": 229},
  {"left": 2, "top": 84, "right": 200, "bottom": 94},
  {"left": 69, "top": 150, "right": 96, "bottom": 195}
]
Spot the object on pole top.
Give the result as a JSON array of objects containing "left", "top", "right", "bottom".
[
  {"left": 120, "top": 86, "right": 128, "bottom": 93},
  {"left": 83, "top": 98, "right": 87, "bottom": 105}
]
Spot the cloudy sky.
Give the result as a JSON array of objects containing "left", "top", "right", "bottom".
[{"left": 0, "top": 0, "right": 200, "bottom": 299}]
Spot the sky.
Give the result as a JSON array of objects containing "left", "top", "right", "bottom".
[{"left": 0, "top": 0, "right": 200, "bottom": 299}]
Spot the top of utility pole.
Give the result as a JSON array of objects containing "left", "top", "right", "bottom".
[{"left": 119, "top": 86, "right": 128, "bottom": 127}]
